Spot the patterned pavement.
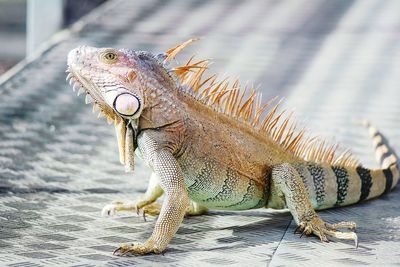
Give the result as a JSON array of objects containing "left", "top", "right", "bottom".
[{"left": 1, "top": 0, "right": 400, "bottom": 266}]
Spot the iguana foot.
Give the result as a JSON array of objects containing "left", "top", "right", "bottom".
[
  {"left": 141, "top": 202, "right": 161, "bottom": 217},
  {"left": 113, "top": 241, "right": 161, "bottom": 256},
  {"left": 101, "top": 200, "right": 161, "bottom": 217},
  {"left": 295, "top": 216, "right": 358, "bottom": 247}
]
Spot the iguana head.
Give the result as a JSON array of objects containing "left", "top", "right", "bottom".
[
  {"left": 66, "top": 40, "right": 197, "bottom": 171},
  {"left": 66, "top": 39, "right": 198, "bottom": 120},
  {"left": 66, "top": 46, "right": 160, "bottom": 172},
  {"left": 66, "top": 46, "right": 151, "bottom": 121}
]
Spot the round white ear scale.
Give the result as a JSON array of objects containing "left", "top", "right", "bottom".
[{"left": 113, "top": 93, "right": 141, "bottom": 117}]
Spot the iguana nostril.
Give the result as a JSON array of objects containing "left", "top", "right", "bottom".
[{"left": 113, "top": 93, "right": 140, "bottom": 116}]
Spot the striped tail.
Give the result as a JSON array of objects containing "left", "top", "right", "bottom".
[
  {"left": 362, "top": 121, "right": 399, "bottom": 196},
  {"left": 296, "top": 121, "right": 399, "bottom": 210}
]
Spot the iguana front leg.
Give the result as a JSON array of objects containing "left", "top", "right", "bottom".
[
  {"left": 114, "top": 143, "right": 189, "bottom": 255},
  {"left": 271, "top": 163, "right": 358, "bottom": 246},
  {"left": 102, "top": 172, "right": 163, "bottom": 217}
]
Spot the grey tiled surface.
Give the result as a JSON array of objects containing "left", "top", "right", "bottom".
[{"left": 1, "top": 0, "right": 400, "bottom": 266}]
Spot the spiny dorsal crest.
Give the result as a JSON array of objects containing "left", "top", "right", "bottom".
[{"left": 165, "top": 39, "right": 360, "bottom": 168}]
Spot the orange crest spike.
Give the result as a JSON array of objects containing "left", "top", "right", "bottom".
[
  {"left": 170, "top": 42, "right": 360, "bottom": 168},
  {"left": 165, "top": 38, "right": 200, "bottom": 62}
]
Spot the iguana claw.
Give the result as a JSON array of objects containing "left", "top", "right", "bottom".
[
  {"left": 113, "top": 241, "right": 160, "bottom": 256},
  {"left": 295, "top": 217, "right": 358, "bottom": 247}
]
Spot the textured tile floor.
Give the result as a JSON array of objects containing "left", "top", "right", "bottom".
[{"left": 1, "top": 0, "right": 400, "bottom": 266}]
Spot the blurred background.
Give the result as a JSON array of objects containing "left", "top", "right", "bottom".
[{"left": 0, "top": 0, "right": 107, "bottom": 75}]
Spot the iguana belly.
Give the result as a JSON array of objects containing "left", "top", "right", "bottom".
[{"left": 178, "top": 156, "right": 267, "bottom": 210}]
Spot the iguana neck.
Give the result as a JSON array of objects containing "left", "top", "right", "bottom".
[{"left": 138, "top": 80, "right": 185, "bottom": 130}]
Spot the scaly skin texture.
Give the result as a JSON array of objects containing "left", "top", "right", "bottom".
[{"left": 66, "top": 43, "right": 399, "bottom": 255}]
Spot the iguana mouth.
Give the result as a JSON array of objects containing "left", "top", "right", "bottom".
[
  {"left": 65, "top": 68, "right": 114, "bottom": 120},
  {"left": 66, "top": 68, "right": 136, "bottom": 172}
]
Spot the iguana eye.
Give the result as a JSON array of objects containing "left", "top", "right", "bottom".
[
  {"left": 113, "top": 93, "right": 141, "bottom": 117},
  {"left": 101, "top": 51, "right": 118, "bottom": 64}
]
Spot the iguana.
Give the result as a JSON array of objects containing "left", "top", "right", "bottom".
[{"left": 66, "top": 39, "right": 399, "bottom": 256}]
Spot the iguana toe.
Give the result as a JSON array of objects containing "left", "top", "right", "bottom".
[
  {"left": 113, "top": 240, "right": 161, "bottom": 256},
  {"left": 326, "top": 221, "right": 357, "bottom": 231},
  {"left": 101, "top": 202, "right": 122, "bottom": 217},
  {"left": 141, "top": 202, "right": 162, "bottom": 217},
  {"left": 101, "top": 200, "right": 161, "bottom": 220},
  {"left": 295, "top": 217, "right": 358, "bottom": 247}
]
